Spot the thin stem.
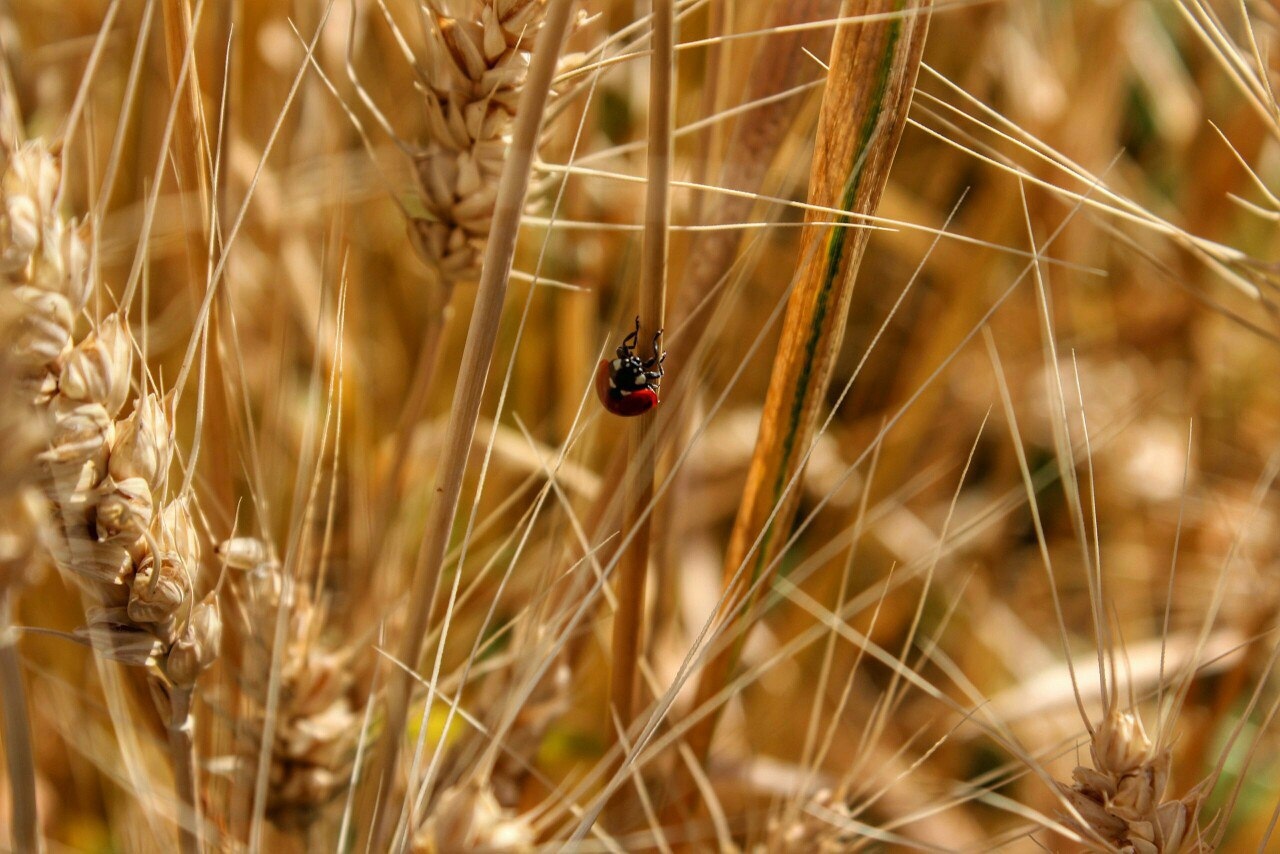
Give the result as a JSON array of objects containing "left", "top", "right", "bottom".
[
  {"left": 370, "top": 1, "right": 578, "bottom": 845},
  {"left": 163, "top": 684, "right": 200, "bottom": 854},
  {"left": 0, "top": 589, "right": 39, "bottom": 853},
  {"left": 610, "top": 0, "right": 674, "bottom": 736}
]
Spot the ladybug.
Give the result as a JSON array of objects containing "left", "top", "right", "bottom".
[{"left": 595, "top": 316, "right": 666, "bottom": 417}]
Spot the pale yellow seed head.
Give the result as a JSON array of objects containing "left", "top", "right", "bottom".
[
  {"left": 42, "top": 400, "right": 113, "bottom": 476},
  {"left": 11, "top": 284, "right": 72, "bottom": 371},
  {"left": 60, "top": 315, "right": 133, "bottom": 417},
  {"left": 215, "top": 536, "right": 276, "bottom": 572},
  {"left": 93, "top": 476, "right": 153, "bottom": 547},
  {"left": 1093, "top": 707, "right": 1154, "bottom": 777},
  {"left": 0, "top": 192, "right": 39, "bottom": 274},
  {"left": 49, "top": 533, "right": 130, "bottom": 586},
  {"left": 109, "top": 393, "right": 171, "bottom": 491},
  {"left": 127, "top": 553, "right": 191, "bottom": 626},
  {"left": 153, "top": 500, "right": 200, "bottom": 569},
  {"left": 165, "top": 598, "right": 221, "bottom": 688}
]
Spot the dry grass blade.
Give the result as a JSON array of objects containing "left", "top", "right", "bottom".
[
  {"left": 372, "top": 0, "right": 578, "bottom": 844},
  {"left": 684, "top": 0, "right": 933, "bottom": 765}
]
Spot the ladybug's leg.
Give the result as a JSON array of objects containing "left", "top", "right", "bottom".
[
  {"left": 617, "top": 316, "right": 641, "bottom": 360},
  {"left": 644, "top": 352, "right": 665, "bottom": 384},
  {"left": 641, "top": 345, "right": 666, "bottom": 371}
]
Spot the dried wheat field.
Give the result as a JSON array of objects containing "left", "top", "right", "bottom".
[{"left": 1, "top": 0, "right": 1279, "bottom": 851}]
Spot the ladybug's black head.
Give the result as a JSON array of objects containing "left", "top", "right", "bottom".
[
  {"left": 609, "top": 317, "right": 666, "bottom": 394},
  {"left": 610, "top": 355, "right": 651, "bottom": 393}
]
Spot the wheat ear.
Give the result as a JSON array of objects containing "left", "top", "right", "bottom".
[
  {"left": 217, "top": 535, "right": 362, "bottom": 830},
  {"left": 405, "top": 0, "right": 556, "bottom": 282},
  {"left": 366, "top": 0, "right": 583, "bottom": 581},
  {"left": 0, "top": 135, "right": 220, "bottom": 853}
]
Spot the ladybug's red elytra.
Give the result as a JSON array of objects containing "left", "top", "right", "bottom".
[{"left": 595, "top": 317, "right": 666, "bottom": 417}]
